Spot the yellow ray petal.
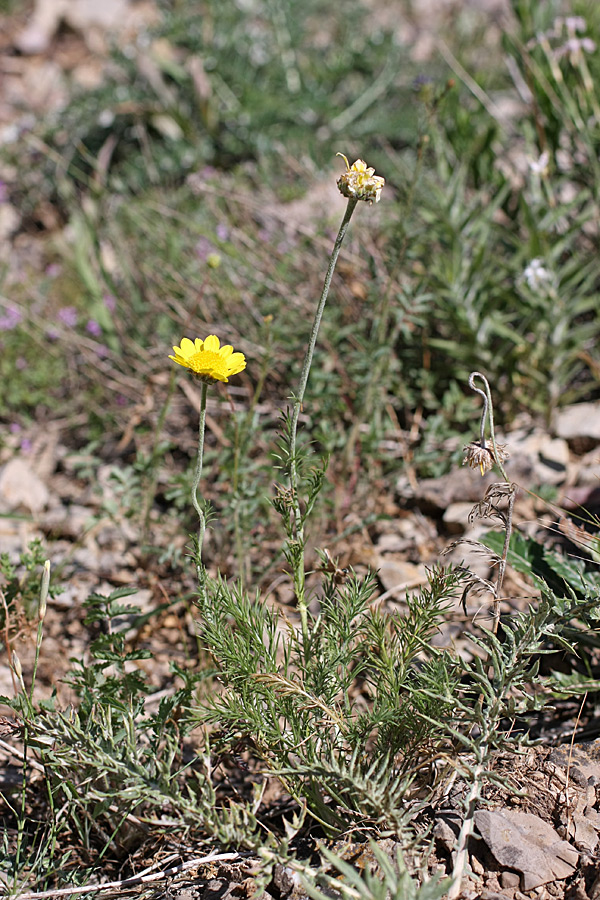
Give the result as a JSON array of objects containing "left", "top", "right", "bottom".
[{"left": 203, "top": 335, "right": 220, "bottom": 352}]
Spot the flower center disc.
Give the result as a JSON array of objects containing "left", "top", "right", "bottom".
[{"left": 189, "top": 349, "right": 228, "bottom": 378}]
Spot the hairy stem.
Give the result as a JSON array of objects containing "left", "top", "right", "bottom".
[{"left": 192, "top": 381, "right": 209, "bottom": 600}]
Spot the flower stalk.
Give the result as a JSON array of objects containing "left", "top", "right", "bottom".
[
  {"left": 192, "top": 381, "right": 209, "bottom": 597},
  {"left": 288, "top": 197, "right": 358, "bottom": 641},
  {"left": 170, "top": 335, "right": 246, "bottom": 597},
  {"left": 464, "top": 371, "right": 514, "bottom": 634},
  {"left": 287, "top": 154, "right": 385, "bottom": 648}
]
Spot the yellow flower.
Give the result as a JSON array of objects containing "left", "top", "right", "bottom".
[
  {"left": 336, "top": 153, "right": 385, "bottom": 204},
  {"left": 169, "top": 335, "right": 246, "bottom": 383}
]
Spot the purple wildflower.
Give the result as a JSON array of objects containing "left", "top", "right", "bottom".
[
  {"left": 86, "top": 319, "right": 102, "bottom": 337},
  {"left": 58, "top": 306, "right": 78, "bottom": 327},
  {"left": 216, "top": 223, "right": 229, "bottom": 241},
  {"left": 0, "top": 306, "right": 23, "bottom": 331}
]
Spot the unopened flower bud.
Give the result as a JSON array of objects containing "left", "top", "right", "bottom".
[
  {"left": 12, "top": 651, "right": 23, "bottom": 681},
  {"left": 39, "top": 560, "right": 50, "bottom": 621}
]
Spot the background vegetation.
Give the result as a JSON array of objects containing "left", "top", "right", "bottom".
[{"left": 2, "top": 0, "right": 600, "bottom": 895}]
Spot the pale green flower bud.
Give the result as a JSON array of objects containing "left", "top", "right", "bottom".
[
  {"left": 39, "top": 559, "right": 50, "bottom": 621},
  {"left": 12, "top": 651, "right": 23, "bottom": 681}
]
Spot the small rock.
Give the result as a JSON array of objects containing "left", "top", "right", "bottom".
[
  {"left": 201, "top": 879, "right": 228, "bottom": 900},
  {"left": 0, "top": 517, "right": 40, "bottom": 555},
  {"left": 271, "top": 865, "right": 297, "bottom": 898},
  {"left": 433, "top": 815, "right": 459, "bottom": 854},
  {"left": 507, "top": 430, "right": 570, "bottom": 486},
  {"left": 42, "top": 503, "right": 93, "bottom": 539},
  {"left": 500, "top": 870, "right": 521, "bottom": 889},
  {"left": 571, "top": 813, "right": 598, "bottom": 853},
  {"left": 375, "top": 533, "right": 410, "bottom": 553},
  {"left": 16, "top": 0, "right": 133, "bottom": 54},
  {"left": 554, "top": 402, "right": 600, "bottom": 443},
  {"left": 574, "top": 448, "right": 600, "bottom": 485},
  {"left": 0, "top": 458, "right": 49, "bottom": 513},
  {"left": 470, "top": 854, "right": 485, "bottom": 876},
  {"left": 376, "top": 559, "right": 428, "bottom": 596},
  {"left": 583, "top": 806, "right": 600, "bottom": 830},
  {"left": 443, "top": 502, "right": 479, "bottom": 533},
  {"left": 536, "top": 436, "right": 570, "bottom": 479},
  {"left": 399, "top": 467, "right": 491, "bottom": 511},
  {"left": 475, "top": 808, "right": 578, "bottom": 890}
]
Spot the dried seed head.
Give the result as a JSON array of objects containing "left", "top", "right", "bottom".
[{"left": 463, "top": 441, "right": 509, "bottom": 476}]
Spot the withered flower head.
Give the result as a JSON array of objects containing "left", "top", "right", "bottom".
[{"left": 463, "top": 441, "right": 509, "bottom": 476}]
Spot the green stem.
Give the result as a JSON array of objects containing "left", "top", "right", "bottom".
[
  {"left": 288, "top": 198, "right": 358, "bottom": 644},
  {"left": 192, "top": 381, "right": 209, "bottom": 600}
]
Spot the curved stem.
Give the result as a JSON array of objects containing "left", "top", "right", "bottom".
[
  {"left": 469, "top": 371, "right": 514, "bottom": 635},
  {"left": 192, "top": 381, "right": 209, "bottom": 599},
  {"left": 468, "top": 371, "right": 488, "bottom": 450},
  {"left": 288, "top": 198, "right": 358, "bottom": 643},
  {"left": 468, "top": 371, "right": 509, "bottom": 481}
]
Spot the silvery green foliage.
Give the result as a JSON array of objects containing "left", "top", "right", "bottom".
[
  {"left": 195, "top": 565, "right": 461, "bottom": 832},
  {"left": 301, "top": 841, "right": 450, "bottom": 900}
]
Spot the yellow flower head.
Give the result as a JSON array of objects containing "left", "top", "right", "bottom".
[
  {"left": 336, "top": 153, "right": 385, "bottom": 204},
  {"left": 169, "top": 335, "right": 246, "bottom": 383}
]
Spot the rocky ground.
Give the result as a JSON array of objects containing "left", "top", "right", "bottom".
[{"left": 3, "top": 2, "right": 600, "bottom": 899}]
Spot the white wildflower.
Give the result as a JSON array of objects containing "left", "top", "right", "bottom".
[
  {"left": 529, "top": 151, "right": 550, "bottom": 176},
  {"left": 523, "top": 258, "right": 551, "bottom": 291}
]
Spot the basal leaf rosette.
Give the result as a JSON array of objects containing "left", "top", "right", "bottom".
[{"left": 169, "top": 335, "right": 246, "bottom": 383}]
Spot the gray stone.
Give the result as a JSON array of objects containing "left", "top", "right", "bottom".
[
  {"left": 475, "top": 809, "right": 578, "bottom": 890},
  {"left": 571, "top": 813, "right": 598, "bottom": 853},
  {"left": 443, "top": 502, "right": 480, "bottom": 533},
  {"left": 0, "top": 458, "right": 49, "bottom": 513},
  {"left": 500, "top": 870, "right": 521, "bottom": 889},
  {"left": 554, "top": 402, "right": 600, "bottom": 442},
  {"left": 376, "top": 558, "right": 428, "bottom": 595}
]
